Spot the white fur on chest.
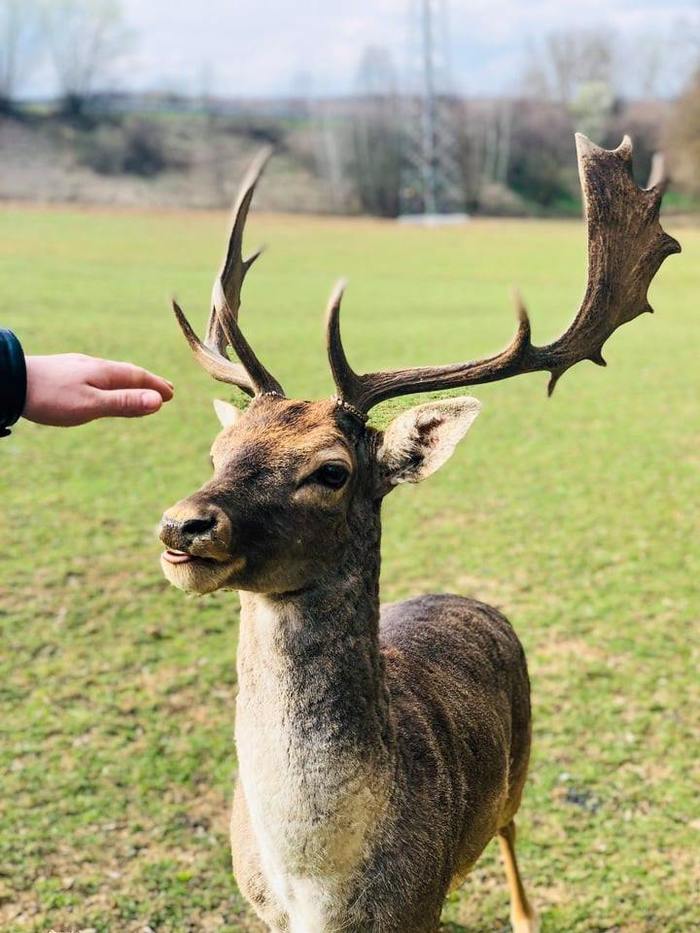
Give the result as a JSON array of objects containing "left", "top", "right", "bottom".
[
  {"left": 235, "top": 598, "right": 387, "bottom": 929},
  {"left": 286, "top": 877, "right": 337, "bottom": 932},
  {"left": 236, "top": 672, "right": 374, "bottom": 923},
  {"left": 236, "top": 694, "right": 364, "bottom": 928}
]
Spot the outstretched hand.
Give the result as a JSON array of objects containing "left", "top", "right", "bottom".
[{"left": 23, "top": 354, "right": 174, "bottom": 427}]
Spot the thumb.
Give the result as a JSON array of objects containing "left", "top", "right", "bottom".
[{"left": 94, "top": 388, "right": 164, "bottom": 419}]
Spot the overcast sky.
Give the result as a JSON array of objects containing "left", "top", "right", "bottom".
[{"left": 32, "top": 0, "right": 700, "bottom": 99}]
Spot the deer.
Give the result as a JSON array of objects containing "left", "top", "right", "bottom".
[{"left": 158, "top": 137, "right": 679, "bottom": 932}]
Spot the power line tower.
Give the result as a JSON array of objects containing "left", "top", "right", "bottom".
[{"left": 401, "top": 0, "right": 464, "bottom": 218}]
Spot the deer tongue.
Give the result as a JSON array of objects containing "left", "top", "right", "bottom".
[{"left": 163, "top": 550, "right": 193, "bottom": 565}]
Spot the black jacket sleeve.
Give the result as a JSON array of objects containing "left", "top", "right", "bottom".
[{"left": 0, "top": 329, "right": 27, "bottom": 437}]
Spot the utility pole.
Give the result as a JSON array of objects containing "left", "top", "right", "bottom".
[
  {"left": 420, "top": 0, "right": 438, "bottom": 215},
  {"left": 401, "top": 0, "right": 464, "bottom": 219}
]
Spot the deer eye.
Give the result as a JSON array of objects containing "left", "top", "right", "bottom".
[{"left": 311, "top": 463, "right": 350, "bottom": 490}]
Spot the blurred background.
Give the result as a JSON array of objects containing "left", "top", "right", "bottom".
[
  {"left": 2, "top": 0, "right": 700, "bottom": 215},
  {"left": 1, "top": 3, "right": 698, "bottom": 932}
]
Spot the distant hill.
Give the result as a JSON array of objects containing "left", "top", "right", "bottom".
[
  {"left": 0, "top": 106, "right": 340, "bottom": 212},
  {"left": 1, "top": 93, "right": 689, "bottom": 216}
]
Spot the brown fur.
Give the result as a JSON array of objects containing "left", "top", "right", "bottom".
[
  {"left": 160, "top": 396, "right": 537, "bottom": 932},
  {"left": 159, "top": 135, "right": 682, "bottom": 930}
]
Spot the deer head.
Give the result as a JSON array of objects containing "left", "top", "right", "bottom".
[{"left": 159, "top": 139, "right": 679, "bottom": 596}]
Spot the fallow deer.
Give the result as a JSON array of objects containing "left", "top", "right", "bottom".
[{"left": 159, "top": 138, "right": 679, "bottom": 932}]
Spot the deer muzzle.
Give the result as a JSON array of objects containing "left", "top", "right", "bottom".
[{"left": 159, "top": 500, "right": 232, "bottom": 563}]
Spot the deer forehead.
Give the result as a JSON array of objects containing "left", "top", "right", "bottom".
[{"left": 210, "top": 398, "right": 359, "bottom": 470}]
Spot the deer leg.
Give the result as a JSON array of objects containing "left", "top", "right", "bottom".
[{"left": 498, "top": 820, "right": 538, "bottom": 933}]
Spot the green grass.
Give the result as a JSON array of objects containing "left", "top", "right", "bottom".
[{"left": 0, "top": 206, "right": 698, "bottom": 932}]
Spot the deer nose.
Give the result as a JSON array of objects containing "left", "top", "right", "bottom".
[
  {"left": 159, "top": 502, "right": 230, "bottom": 551},
  {"left": 179, "top": 516, "right": 216, "bottom": 537}
]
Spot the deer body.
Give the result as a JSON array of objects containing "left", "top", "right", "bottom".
[
  {"left": 159, "top": 140, "right": 677, "bottom": 930},
  {"left": 162, "top": 395, "right": 535, "bottom": 932},
  {"left": 233, "top": 585, "right": 530, "bottom": 932}
]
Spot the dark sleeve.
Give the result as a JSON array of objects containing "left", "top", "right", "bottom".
[{"left": 0, "top": 329, "right": 27, "bottom": 437}]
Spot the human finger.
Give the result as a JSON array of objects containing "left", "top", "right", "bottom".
[
  {"left": 87, "top": 359, "right": 174, "bottom": 400},
  {"left": 89, "top": 388, "right": 165, "bottom": 420}
]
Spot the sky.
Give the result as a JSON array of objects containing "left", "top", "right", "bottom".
[{"left": 29, "top": 0, "right": 700, "bottom": 99}]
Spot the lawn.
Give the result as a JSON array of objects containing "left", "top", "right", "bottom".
[{"left": 0, "top": 205, "right": 698, "bottom": 932}]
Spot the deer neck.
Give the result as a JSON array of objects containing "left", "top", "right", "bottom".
[
  {"left": 236, "top": 513, "right": 391, "bottom": 760},
  {"left": 234, "top": 507, "right": 394, "bottom": 883}
]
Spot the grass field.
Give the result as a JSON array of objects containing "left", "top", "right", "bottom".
[{"left": 1, "top": 205, "right": 698, "bottom": 932}]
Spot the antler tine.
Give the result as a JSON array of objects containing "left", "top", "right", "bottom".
[
  {"left": 207, "top": 146, "right": 273, "bottom": 353},
  {"left": 326, "top": 280, "right": 533, "bottom": 412},
  {"left": 326, "top": 133, "right": 680, "bottom": 414},
  {"left": 326, "top": 279, "right": 364, "bottom": 405},
  {"left": 646, "top": 151, "right": 668, "bottom": 194},
  {"left": 215, "top": 296, "right": 284, "bottom": 397},
  {"left": 172, "top": 299, "right": 257, "bottom": 394},
  {"left": 171, "top": 147, "right": 284, "bottom": 398}
]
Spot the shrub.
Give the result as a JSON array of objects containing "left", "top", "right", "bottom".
[{"left": 80, "top": 118, "right": 180, "bottom": 177}]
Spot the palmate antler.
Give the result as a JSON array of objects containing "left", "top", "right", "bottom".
[
  {"left": 326, "top": 134, "right": 681, "bottom": 413},
  {"left": 171, "top": 146, "right": 284, "bottom": 398},
  {"left": 173, "top": 136, "right": 679, "bottom": 417}
]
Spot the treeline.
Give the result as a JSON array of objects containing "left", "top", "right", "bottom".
[
  {"left": 336, "top": 31, "right": 700, "bottom": 216},
  {"left": 669, "top": 72, "right": 700, "bottom": 196},
  {"left": 2, "top": 0, "right": 699, "bottom": 215},
  {"left": 334, "top": 93, "right": 675, "bottom": 217}
]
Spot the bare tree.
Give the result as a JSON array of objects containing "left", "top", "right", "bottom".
[
  {"left": 524, "top": 22, "right": 700, "bottom": 104},
  {"left": 349, "top": 46, "right": 403, "bottom": 217},
  {"left": 480, "top": 99, "right": 513, "bottom": 187},
  {"left": 617, "top": 22, "right": 699, "bottom": 100},
  {"left": 43, "top": 0, "right": 131, "bottom": 117},
  {"left": 0, "top": 0, "right": 41, "bottom": 112},
  {"left": 632, "top": 34, "right": 666, "bottom": 98},
  {"left": 667, "top": 69, "right": 700, "bottom": 195},
  {"left": 523, "top": 28, "right": 616, "bottom": 104},
  {"left": 504, "top": 96, "right": 575, "bottom": 209},
  {"left": 355, "top": 45, "right": 397, "bottom": 97}
]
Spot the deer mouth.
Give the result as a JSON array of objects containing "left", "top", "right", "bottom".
[
  {"left": 162, "top": 548, "right": 226, "bottom": 566},
  {"left": 161, "top": 546, "right": 240, "bottom": 567},
  {"left": 160, "top": 549, "right": 247, "bottom": 594},
  {"left": 163, "top": 549, "right": 196, "bottom": 565}
]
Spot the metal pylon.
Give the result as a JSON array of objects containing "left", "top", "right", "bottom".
[{"left": 400, "top": 0, "right": 464, "bottom": 216}]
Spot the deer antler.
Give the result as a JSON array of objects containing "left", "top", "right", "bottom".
[
  {"left": 171, "top": 147, "right": 284, "bottom": 398},
  {"left": 326, "top": 134, "right": 681, "bottom": 413}
]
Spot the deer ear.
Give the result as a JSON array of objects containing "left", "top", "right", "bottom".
[
  {"left": 377, "top": 397, "right": 481, "bottom": 489},
  {"left": 213, "top": 398, "right": 241, "bottom": 429}
]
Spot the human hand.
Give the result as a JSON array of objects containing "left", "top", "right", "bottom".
[{"left": 23, "top": 354, "right": 174, "bottom": 427}]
